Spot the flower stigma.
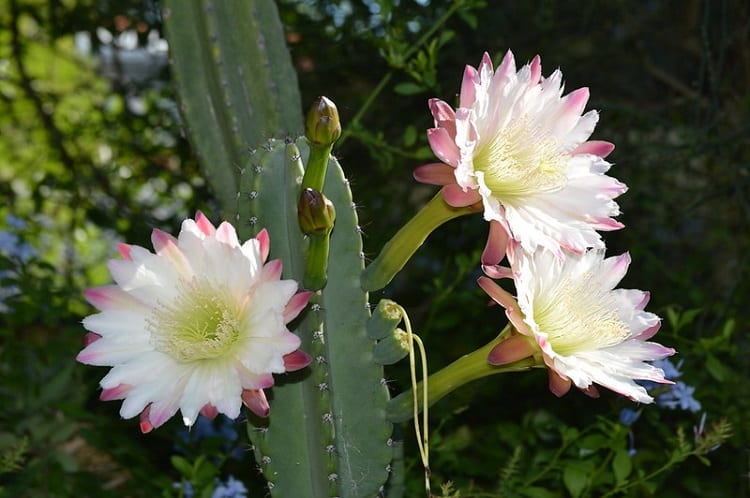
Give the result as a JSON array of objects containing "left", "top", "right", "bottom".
[
  {"left": 148, "top": 277, "right": 245, "bottom": 363},
  {"left": 532, "top": 271, "right": 629, "bottom": 356},
  {"left": 474, "top": 117, "right": 568, "bottom": 198}
]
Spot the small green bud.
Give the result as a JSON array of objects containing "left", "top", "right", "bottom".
[
  {"left": 367, "top": 299, "right": 403, "bottom": 340},
  {"left": 298, "top": 188, "right": 336, "bottom": 236},
  {"left": 305, "top": 96, "right": 341, "bottom": 148},
  {"left": 373, "top": 328, "right": 410, "bottom": 365}
]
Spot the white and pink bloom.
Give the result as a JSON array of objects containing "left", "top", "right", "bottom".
[
  {"left": 77, "top": 212, "right": 311, "bottom": 433},
  {"left": 414, "top": 50, "right": 626, "bottom": 266},
  {"left": 478, "top": 245, "right": 674, "bottom": 403}
]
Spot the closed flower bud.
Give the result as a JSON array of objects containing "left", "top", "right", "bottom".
[
  {"left": 298, "top": 188, "right": 336, "bottom": 236},
  {"left": 305, "top": 96, "right": 341, "bottom": 147}
]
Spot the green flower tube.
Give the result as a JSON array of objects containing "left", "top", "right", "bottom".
[
  {"left": 361, "top": 190, "right": 479, "bottom": 291},
  {"left": 386, "top": 324, "right": 537, "bottom": 423}
]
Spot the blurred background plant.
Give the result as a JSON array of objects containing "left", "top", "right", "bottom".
[{"left": 0, "top": 0, "right": 747, "bottom": 496}]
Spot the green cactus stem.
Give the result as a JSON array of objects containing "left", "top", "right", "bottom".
[
  {"left": 386, "top": 324, "right": 537, "bottom": 423},
  {"left": 361, "top": 191, "right": 481, "bottom": 291},
  {"left": 241, "top": 139, "right": 393, "bottom": 497},
  {"left": 165, "top": 2, "right": 398, "bottom": 494},
  {"left": 162, "top": 0, "right": 303, "bottom": 218}
]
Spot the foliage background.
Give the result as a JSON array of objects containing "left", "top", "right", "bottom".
[{"left": 0, "top": 0, "right": 747, "bottom": 496}]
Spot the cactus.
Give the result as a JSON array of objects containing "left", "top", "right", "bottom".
[
  {"left": 164, "top": 3, "right": 395, "bottom": 495},
  {"left": 162, "top": 0, "right": 302, "bottom": 218},
  {"left": 239, "top": 139, "right": 393, "bottom": 496}
]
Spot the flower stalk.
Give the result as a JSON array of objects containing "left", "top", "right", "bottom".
[
  {"left": 302, "top": 96, "right": 341, "bottom": 192},
  {"left": 386, "top": 324, "right": 537, "bottom": 422},
  {"left": 361, "top": 190, "right": 479, "bottom": 291},
  {"left": 298, "top": 188, "right": 336, "bottom": 290}
]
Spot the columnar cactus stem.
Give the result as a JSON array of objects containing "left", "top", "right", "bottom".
[
  {"left": 165, "top": 2, "right": 397, "bottom": 494},
  {"left": 163, "top": 0, "right": 303, "bottom": 218},
  {"left": 240, "top": 139, "right": 394, "bottom": 496}
]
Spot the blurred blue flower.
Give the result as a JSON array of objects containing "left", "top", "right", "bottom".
[
  {"left": 656, "top": 381, "right": 702, "bottom": 412},
  {"left": 0, "top": 229, "right": 37, "bottom": 263},
  {"left": 6, "top": 214, "right": 27, "bottom": 230},
  {"left": 652, "top": 358, "right": 683, "bottom": 380},
  {"left": 173, "top": 480, "right": 194, "bottom": 498},
  {"left": 175, "top": 414, "right": 244, "bottom": 461},
  {"left": 0, "top": 232, "right": 20, "bottom": 253},
  {"left": 212, "top": 476, "right": 248, "bottom": 498},
  {"left": 638, "top": 358, "right": 701, "bottom": 413},
  {"left": 619, "top": 408, "right": 641, "bottom": 426},
  {"left": 173, "top": 476, "right": 247, "bottom": 498}
]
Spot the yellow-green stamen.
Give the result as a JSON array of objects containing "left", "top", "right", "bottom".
[
  {"left": 474, "top": 117, "right": 568, "bottom": 197},
  {"left": 534, "top": 271, "right": 628, "bottom": 355},
  {"left": 148, "top": 278, "right": 244, "bottom": 362}
]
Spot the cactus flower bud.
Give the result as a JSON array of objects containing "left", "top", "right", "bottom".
[
  {"left": 373, "top": 328, "right": 410, "bottom": 365},
  {"left": 305, "top": 96, "right": 341, "bottom": 148},
  {"left": 298, "top": 188, "right": 336, "bottom": 236}
]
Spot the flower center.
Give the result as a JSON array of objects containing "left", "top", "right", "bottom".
[
  {"left": 473, "top": 116, "right": 568, "bottom": 197},
  {"left": 533, "top": 271, "right": 629, "bottom": 356},
  {"left": 148, "top": 277, "right": 244, "bottom": 363}
]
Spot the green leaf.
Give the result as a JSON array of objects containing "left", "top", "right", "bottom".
[
  {"left": 577, "top": 434, "right": 609, "bottom": 456},
  {"left": 522, "top": 486, "right": 559, "bottom": 498},
  {"left": 706, "top": 353, "right": 729, "bottom": 382},
  {"left": 403, "top": 125, "right": 417, "bottom": 147},
  {"left": 170, "top": 455, "right": 193, "bottom": 478},
  {"left": 721, "top": 318, "right": 735, "bottom": 339},
  {"left": 612, "top": 448, "right": 633, "bottom": 485},
  {"left": 394, "top": 82, "right": 425, "bottom": 95},
  {"left": 563, "top": 464, "right": 589, "bottom": 498}
]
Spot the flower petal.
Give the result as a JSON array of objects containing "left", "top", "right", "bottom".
[
  {"left": 414, "top": 163, "right": 457, "bottom": 186},
  {"left": 78, "top": 214, "right": 311, "bottom": 432}
]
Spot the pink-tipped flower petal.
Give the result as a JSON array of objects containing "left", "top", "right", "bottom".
[
  {"left": 100, "top": 384, "right": 132, "bottom": 401},
  {"left": 442, "top": 184, "right": 482, "bottom": 207},
  {"left": 256, "top": 228, "right": 270, "bottom": 262},
  {"left": 283, "top": 291, "right": 313, "bottom": 324},
  {"left": 477, "top": 276, "right": 516, "bottom": 311},
  {"left": 571, "top": 140, "right": 615, "bottom": 158},
  {"left": 488, "top": 335, "right": 536, "bottom": 365},
  {"left": 416, "top": 50, "right": 625, "bottom": 257},
  {"left": 84, "top": 332, "right": 102, "bottom": 346},
  {"left": 481, "top": 220, "right": 510, "bottom": 267},
  {"left": 139, "top": 406, "right": 154, "bottom": 434},
  {"left": 242, "top": 389, "right": 270, "bottom": 418},
  {"left": 429, "top": 99, "right": 458, "bottom": 138},
  {"left": 427, "top": 128, "right": 460, "bottom": 167},
  {"left": 413, "top": 163, "right": 457, "bottom": 186},
  {"left": 77, "top": 214, "right": 310, "bottom": 432},
  {"left": 481, "top": 248, "right": 674, "bottom": 403},
  {"left": 200, "top": 404, "right": 219, "bottom": 420},
  {"left": 194, "top": 210, "right": 216, "bottom": 236},
  {"left": 283, "top": 349, "right": 312, "bottom": 371},
  {"left": 260, "top": 259, "right": 283, "bottom": 283},
  {"left": 548, "top": 371, "right": 572, "bottom": 398},
  {"left": 528, "top": 55, "right": 542, "bottom": 85},
  {"left": 117, "top": 243, "right": 132, "bottom": 260}
]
